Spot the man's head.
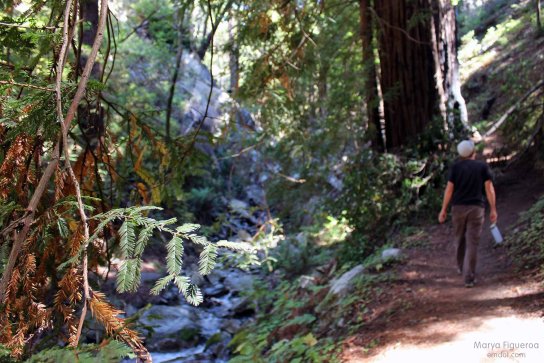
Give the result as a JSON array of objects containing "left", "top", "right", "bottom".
[{"left": 457, "top": 140, "right": 475, "bottom": 159}]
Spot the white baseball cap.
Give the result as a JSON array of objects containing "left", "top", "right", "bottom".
[{"left": 457, "top": 140, "right": 475, "bottom": 157}]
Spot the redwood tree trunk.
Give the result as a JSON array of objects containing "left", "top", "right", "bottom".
[
  {"left": 375, "top": 0, "right": 465, "bottom": 149},
  {"left": 360, "top": 0, "right": 384, "bottom": 151}
]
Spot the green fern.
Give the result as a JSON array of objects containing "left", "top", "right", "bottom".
[{"left": 62, "top": 206, "right": 259, "bottom": 305}]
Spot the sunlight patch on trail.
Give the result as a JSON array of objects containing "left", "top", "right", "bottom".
[{"left": 352, "top": 316, "right": 544, "bottom": 363}]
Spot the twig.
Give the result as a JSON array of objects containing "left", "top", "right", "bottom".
[
  {"left": 484, "top": 80, "right": 544, "bottom": 137},
  {"left": 0, "top": 21, "right": 61, "bottom": 30},
  {"left": 177, "top": 0, "right": 216, "bottom": 167},
  {"left": 53, "top": 0, "right": 90, "bottom": 347},
  {"left": 0, "top": 80, "right": 54, "bottom": 91},
  {"left": 118, "top": 9, "right": 159, "bottom": 43},
  {"left": 369, "top": 7, "right": 431, "bottom": 46},
  {"left": 69, "top": 0, "right": 109, "bottom": 347},
  {"left": 218, "top": 135, "right": 266, "bottom": 159}
]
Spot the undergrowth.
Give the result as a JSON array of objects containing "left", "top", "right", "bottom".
[
  {"left": 506, "top": 196, "right": 544, "bottom": 272},
  {"left": 228, "top": 272, "right": 389, "bottom": 362}
]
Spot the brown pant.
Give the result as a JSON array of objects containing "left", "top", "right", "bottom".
[{"left": 452, "top": 205, "right": 485, "bottom": 283}]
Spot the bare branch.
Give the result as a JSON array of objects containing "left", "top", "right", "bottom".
[
  {"left": 0, "top": 80, "right": 54, "bottom": 91},
  {"left": 484, "top": 80, "right": 544, "bottom": 137}
]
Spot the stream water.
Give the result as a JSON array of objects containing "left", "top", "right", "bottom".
[{"left": 128, "top": 267, "right": 257, "bottom": 363}]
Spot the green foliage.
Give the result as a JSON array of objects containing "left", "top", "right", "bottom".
[
  {"left": 0, "top": 344, "right": 15, "bottom": 363},
  {"left": 0, "top": 201, "right": 19, "bottom": 227},
  {"left": 229, "top": 270, "right": 389, "bottom": 362},
  {"left": 337, "top": 150, "right": 445, "bottom": 262},
  {"left": 53, "top": 205, "right": 255, "bottom": 305},
  {"left": 506, "top": 196, "right": 544, "bottom": 272},
  {"left": 23, "top": 340, "right": 134, "bottom": 363}
]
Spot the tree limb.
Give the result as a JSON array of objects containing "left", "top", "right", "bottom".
[
  {"left": 0, "top": 0, "right": 110, "bottom": 305},
  {"left": 0, "top": 80, "right": 54, "bottom": 91},
  {"left": 484, "top": 80, "right": 544, "bottom": 137},
  {"left": 197, "top": 0, "right": 235, "bottom": 59}
]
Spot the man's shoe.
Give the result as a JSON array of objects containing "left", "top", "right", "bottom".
[
  {"left": 464, "top": 281, "right": 475, "bottom": 288},
  {"left": 457, "top": 267, "right": 462, "bottom": 275}
]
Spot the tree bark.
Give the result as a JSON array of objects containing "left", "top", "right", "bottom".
[
  {"left": 374, "top": 0, "right": 466, "bottom": 149},
  {"left": 375, "top": 0, "right": 437, "bottom": 149},
  {"left": 228, "top": 12, "right": 239, "bottom": 96},
  {"left": 360, "top": 0, "right": 384, "bottom": 151}
]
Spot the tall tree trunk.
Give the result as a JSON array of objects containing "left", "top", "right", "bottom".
[
  {"left": 360, "top": 0, "right": 384, "bottom": 151},
  {"left": 228, "top": 13, "right": 239, "bottom": 97},
  {"left": 432, "top": 1, "right": 469, "bottom": 133},
  {"left": 166, "top": 5, "right": 189, "bottom": 140},
  {"left": 537, "top": 0, "right": 542, "bottom": 32},
  {"left": 375, "top": 0, "right": 437, "bottom": 149},
  {"left": 375, "top": 0, "right": 466, "bottom": 149}
]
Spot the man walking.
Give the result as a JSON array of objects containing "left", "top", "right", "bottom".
[{"left": 438, "top": 140, "right": 498, "bottom": 288}]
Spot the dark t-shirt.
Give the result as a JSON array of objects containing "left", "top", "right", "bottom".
[{"left": 448, "top": 159, "right": 492, "bottom": 207}]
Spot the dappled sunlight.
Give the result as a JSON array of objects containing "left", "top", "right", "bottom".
[{"left": 356, "top": 316, "right": 544, "bottom": 363}]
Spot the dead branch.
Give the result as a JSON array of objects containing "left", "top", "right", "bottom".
[
  {"left": 506, "top": 110, "right": 544, "bottom": 168},
  {"left": 0, "top": 80, "right": 54, "bottom": 91},
  {"left": 0, "top": 0, "right": 110, "bottom": 305},
  {"left": 484, "top": 80, "right": 544, "bottom": 137}
]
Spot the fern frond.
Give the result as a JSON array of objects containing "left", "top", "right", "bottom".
[
  {"left": 150, "top": 275, "right": 174, "bottom": 295},
  {"left": 166, "top": 236, "right": 184, "bottom": 275},
  {"left": 198, "top": 243, "right": 217, "bottom": 276}
]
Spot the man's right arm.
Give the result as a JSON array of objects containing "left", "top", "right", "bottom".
[
  {"left": 438, "top": 181, "right": 454, "bottom": 223},
  {"left": 485, "top": 180, "right": 498, "bottom": 223}
]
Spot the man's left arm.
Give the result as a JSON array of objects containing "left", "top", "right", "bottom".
[{"left": 485, "top": 180, "right": 498, "bottom": 223}]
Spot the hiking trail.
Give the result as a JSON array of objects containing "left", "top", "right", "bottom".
[{"left": 342, "top": 167, "right": 544, "bottom": 363}]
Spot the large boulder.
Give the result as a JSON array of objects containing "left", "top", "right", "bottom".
[
  {"left": 138, "top": 305, "right": 201, "bottom": 351},
  {"left": 328, "top": 264, "right": 365, "bottom": 298},
  {"left": 381, "top": 248, "right": 403, "bottom": 262}
]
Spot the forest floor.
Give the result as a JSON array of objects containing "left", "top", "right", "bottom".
[{"left": 341, "top": 165, "right": 544, "bottom": 363}]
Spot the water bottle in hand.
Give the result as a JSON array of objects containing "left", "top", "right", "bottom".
[{"left": 490, "top": 223, "right": 503, "bottom": 245}]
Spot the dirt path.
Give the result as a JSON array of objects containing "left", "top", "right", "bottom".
[{"left": 342, "top": 168, "right": 544, "bottom": 363}]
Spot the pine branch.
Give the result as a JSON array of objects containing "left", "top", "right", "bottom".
[
  {"left": 198, "top": 243, "right": 217, "bottom": 276},
  {"left": 119, "top": 219, "right": 136, "bottom": 258},
  {"left": 150, "top": 275, "right": 174, "bottom": 295},
  {"left": 166, "top": 236, "right": 184, "bottom": 275}
]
